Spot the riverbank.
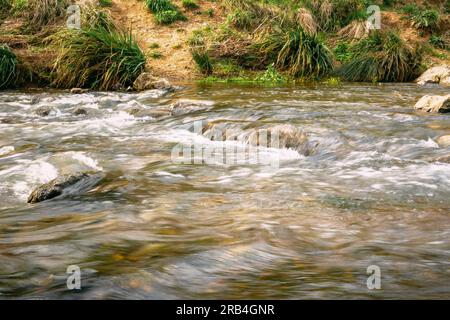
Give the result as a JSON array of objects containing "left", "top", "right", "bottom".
[{"left": 0, "top": 0, "right": 449, "bottom": 90}]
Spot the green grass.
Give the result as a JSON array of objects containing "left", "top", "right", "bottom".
[
  {"left": 0, "top": 0, "right": 12, "bottom": 13},
  {"left": 429, "top": 35, "right": 447, "bottom": 49},
  {"left": 146, "top": 0, "right": 176, "bottom": 13},
  {"left": 99, "top": 0, "right": 112, "bottom": 7},
  {"left": 256, "top": 63, "right": 286, "bottom": 83},
  {"left": 182, "top": 0, "right": 199, "bottom": 10},
  {"left": 0, "top": 45, "right": 17, "bottom": 90},
  {"left": 52, "top": 27, "right": 146, "bottom": 90},
  {"left": 338, "top": 31, "right": 422, "bottom": 82},
  {"left": 192, "top": 50, "right": 213, "bottom": 75},
  {"left": 411, "top": 9, "right": 440, "bottom": 32},
  {"left": 149, "top": 50, "right": 163, "bottom": 59},
  {"left": 155, "top": 10, "right": 186, "bottom": 24},
  {"left": 333, "top": 41, "right": 353, "bottom": 63},
  {"left": 203, "top": 8, "right": 214, "bottom": 17},
  {"left": 256, "top": 27, "right": 333, "bottom": 78},
  {"left": 145, "top": 0, "right": 186, "bottom": 24}
]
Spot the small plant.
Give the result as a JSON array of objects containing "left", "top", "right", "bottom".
[
  {"left": 333, "top": 42, "right": 353, "bottom": 63},
  {"left": 155, "top": 10, "right": 186, "bottom": 24},
  {"left": 322, "top": 77, "right": 342, "bottom": 85},
  {"left": 182, "top": 0, "right": 199, "bottom": 10},
  {"left": 149, "top": 50, "right": 162, "bottom": 59},
  {"left": 192, "top": 50, "right": 212, "bottom": 75},
  {"left": 203, "top": 8, "right": 214, "bottom": 17},
  {"left": 11, "top": 0, "right": 27, "bottom": 14},
  {"left": 411, "top": 9, "right": 440, "bottom": 32},
  {"left": 227, "top": 9, "right": 257, "bottom": 30},
  {"left": 256, "top": 63, "right": 286, "bottom": 83},
  {"left": 429, "top": 35, "right": 447, "bottom": 49},
  {"left": 0, "top": 44, "right": 17, "bottom": 89},
  {"left": 149, "top": 42, "right": 160, "bottom": 49},
  {"left": 99, "top": 0, "right": 112, "bottom": 7},
  {"left": 401, "top": 4, "right": 420, "bottom": 16},
  {"left": 146, "top": 0, "right": 175, "bottom": 13}
]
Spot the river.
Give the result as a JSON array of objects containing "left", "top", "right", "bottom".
[{"left": 0, "top": 82, "right": 449, "bottom": 299}]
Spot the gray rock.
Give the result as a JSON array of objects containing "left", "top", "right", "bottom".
[
  {"left": 416, "top": 65, "right": 450, "bottom": 86},
  {"left": 73, "top": 107, "right": 88, "bottom": 116},
  {"left": 133, "top": 72, "right": 174, "bottom": 91},
  {"left": 30, "top": 96, "right": 40, "bottom": 105},
  {"left": 414, "top": 95, "right": 450, "bottom": 113},
  {"left": 27, "top": 172, "right": 102, "bottom": 203},
  {"left": 34, "top": 106, "right": 54, "bottom": 117}
]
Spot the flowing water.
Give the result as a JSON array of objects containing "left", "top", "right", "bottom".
[{"left": 0, "top": 83, "right": 449, "bottom": 299}]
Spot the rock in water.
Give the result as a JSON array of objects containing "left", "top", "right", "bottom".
[
  {"left": 34, "top": 106, "right": 54, "bottom": 117},
  {"left": 27, "top": 172, "right": 102, "bottom": 203},
  {"left": 436, "top": 135, "right": 450, "bottom": 148},
  {"left": 416, "top": 65, "right": 450, "bottom": 86},
  {"left": 414, "top": 95, "right": 450, "bottom": 113},
  {"left": 70, "top": 88, "right": 89, "bottom": 94},
  {"left": 133, "top": 72, "right": 173, "bottom": 91}
]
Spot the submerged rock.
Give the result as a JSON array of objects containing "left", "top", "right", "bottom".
[
  {"left": 269, "top": 124, "right": 316, "bottom": 156},
  {"left": 435, "top": 154, "right": 450, "bottom": 163},
  {"left": 416, "top": 65, "right": 450, "bottom": 86},
  {"left": 133, "top": 72, "right": 173, "bottom": 91},
  {"left": 414, "top": 94, "right": 450, "bottom": 113},
  {"left": 27, "top": 172, "right": 102, "bottom": 203},
  {"left": 171, "top": 99, "right": 214, "bottom": 115},
  {"left": 73, "top": 107, "right": 88, "bottom": 116},
  {"left": 125, "top": 104, "right": 171, "bottom": 118},
  {"left": 34, "top": 106, "right": 54, "bottom": 117},
  {"left": 436, "top": 135, "right": 450, "bottom": 148}
]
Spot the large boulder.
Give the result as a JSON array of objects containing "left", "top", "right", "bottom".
[
  {"left": 27, "top": 172, "right": 102, "bottom": 203},
  {"left": 416, "top": 65, "right": 450, "bottom": 86},
  {"left": 414, "top": 94, "right": 450, "bottom": 113},
  {"left": 133, "top": 72, "right": 173, "bottom": 91}
]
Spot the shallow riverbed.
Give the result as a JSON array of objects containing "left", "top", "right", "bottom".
[{"left": 0, "top": 82, "right": 449, "bottom": 299}]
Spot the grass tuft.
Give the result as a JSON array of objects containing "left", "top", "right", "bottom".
[
  {"left": 256, "top": 27, "right": 333, "bottom": 78},
  {"left": 338, "top": 31, "right": 422, "bottom": 82},
  {"left": 52, "top": 26, "right": 146, "bottom": 90},
  {"left": 0, "top": 44, "right": 17, "bottom": 90},
  {"left": 192, "top": 50, "right": 213, "bottom": 75}
]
